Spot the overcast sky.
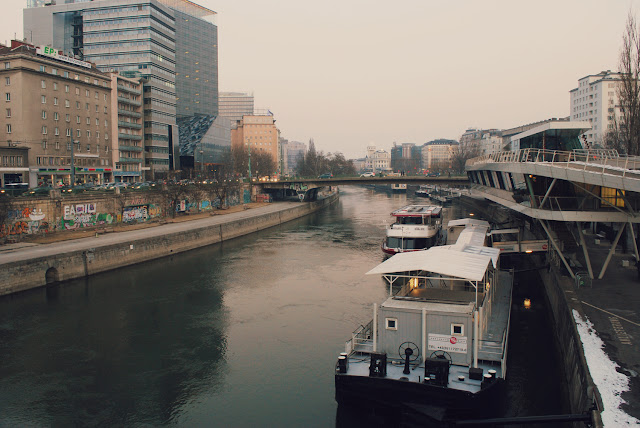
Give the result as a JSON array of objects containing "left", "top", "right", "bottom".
[{"left": 1, "top": 0, "right": 637, "bottom": 158}]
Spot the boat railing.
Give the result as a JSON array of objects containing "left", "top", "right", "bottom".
[
  {"left": 466, "top": 148, "right": 640, "bottom": 177},
  {"left": 349, "top": 320, "right": 374, "bottom": 354}
]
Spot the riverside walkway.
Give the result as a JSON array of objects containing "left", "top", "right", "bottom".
[{"left": 0, "top": 202, "right": 298, "bottom": 265}]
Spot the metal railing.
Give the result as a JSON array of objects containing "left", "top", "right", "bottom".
[
  {"left": 349, "top": 320, "right": 374, "bottom": 353},
  {"left": 467, "top": 148, "right": 640, "bottom": 177}
]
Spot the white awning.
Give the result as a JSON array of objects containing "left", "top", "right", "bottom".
[
  {"left": 447, "top": 218, "right": 490, "bottom": 228},
  {"left": 366, "top": 245, "right": 493, "bottom": 281}
]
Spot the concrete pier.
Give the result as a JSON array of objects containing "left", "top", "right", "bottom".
[{"left": 0, "top": 196, "right": 337, "bottom": 296}]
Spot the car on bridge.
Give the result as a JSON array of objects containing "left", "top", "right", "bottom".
[
  {"left": 360, "top": 172, "right": 375, "bottom": 177},
  {"left": 318, "top": 173, "right": 333, "bottom": 179}
]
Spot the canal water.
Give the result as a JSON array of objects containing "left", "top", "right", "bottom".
[{"left": 0, "top": 186, "right": 566, "bottom": 427}]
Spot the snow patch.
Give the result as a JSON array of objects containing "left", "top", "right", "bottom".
[{"left": 572, "top": 310, "right": 640, "bottom": 427}]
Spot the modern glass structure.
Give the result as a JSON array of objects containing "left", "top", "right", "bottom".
[
  {"left": 24, "top": 0, "right": 218, "bottom": 178},
  {"left": 219, "top": 92, "right": 254, "bottom": 127}
]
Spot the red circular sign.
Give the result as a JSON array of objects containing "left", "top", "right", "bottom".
[{"left": 450, "top": 337, "right": 457, "bottom": 344}]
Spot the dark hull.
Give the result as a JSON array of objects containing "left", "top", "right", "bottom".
[{"left": 335, "top": 373, "right": 505, "bottom": 423}]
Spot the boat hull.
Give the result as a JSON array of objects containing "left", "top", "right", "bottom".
[{"left": 335, "top": 373, "right": 505, "bottom": 422}]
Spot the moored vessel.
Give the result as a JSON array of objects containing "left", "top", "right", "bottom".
[
  {"left": 336, "top": 219, "right": 513, "bottom": 423},
  {"left": 382, "top": 205, "right": 443, "bottom": 255}
]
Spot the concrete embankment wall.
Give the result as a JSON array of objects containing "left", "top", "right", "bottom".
[
  {"left": 459, "top": 195, "right": 601, "bottom": 426},
  {"left": 0, "top": 195, "right": 337, "bottom": 296}
]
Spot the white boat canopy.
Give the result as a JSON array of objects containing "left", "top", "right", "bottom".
[{"left": 366, "top": 245, "right": 496, "bottom": 282}]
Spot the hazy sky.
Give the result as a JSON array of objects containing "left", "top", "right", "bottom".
[{"left": 1, "top": 0, "right": 637, "bottom": 158}]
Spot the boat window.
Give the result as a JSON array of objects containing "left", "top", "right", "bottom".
[
  {"left": 404, "top": 238, "right": 429, "bottom": 250},
  {"left": 387, "top": 237, "right": 402, "bottom": 249},
  {"left": 386, "top": 318, "right": 398, "bottom": 330},
  {"left": 451, "top": 323, "right": 464, "bottom": 336}
]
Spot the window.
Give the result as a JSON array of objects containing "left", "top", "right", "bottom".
[
  {"left": 76, "top": 116, "right": 80, "bottom": 124},
  {"left": 96, "top": 118, "right": 99, "bottom": 125},
  {"left": 6, "top": 124, "right": 11, "bottom": 133},
  {"left": 53, "top": 97, "right": 58, "bottom": 106},
  {"left": 451, "top": 323, "right": 464, "bottom": 336},
  {"left": 76, "top": 129, "right": 81, "bottom": 137},
  {"left": 74, "top": 74, "right": 79, "bottom": 80},
  {"left": 42, "top": 126, "right": 47, "bottom": 135},
  {"left": 104, "top": 106, "right": 108, "bottom": 113},
  {"left": 385, "top": 318, "right": 398, "bottom": 330},
  {"left": 75, "top": 87, "right": 80, "bottom": 95},
  {"left": 41, "top": 95, "right": 46, "bottom": 104},
  {"left": 95, "top": 91, "right": 99, "bottom": 99},
  {"left": 5, "top": 93, "right": 9, "bottom": 101},
  {"left": 65, "top": 85, "right": 69, "bottom": 93},
  {"left": 104, "top": 120, "right": 108, "bottom": 127},
  {"left": 63, "top": 71, "right": 69, "bottom": 78},
  {"left": 87, "top": 144, "right": 91, "bottom": 152},
  {"left": 66, "top": 128, "right": 71, "bottom": 137},
  {"left": 76, "top": 101, "right": 80, "bottom": 109},
  {"left": 87, "top": 130, "right": 91, "bottom": 138},
  {"left": 5, "top": 108, "right": 10, "bottom": 118},
  {"left": 41, "top": 80, "right": 46, "bottom": 89},
  {"left": 42, "top": 110, "right": 47, "bottom": 119},
  {"left": 105, "top": 132, "right": 108, "bottom": 140},
  {"left": 54, "top": 127, "right": 59, "bottom": 136},
  {"left": 65, "top": 100, "right": 70, "bottom": 108},
  {"left": 54, "top": 112, "right": 59, "bottom": 121},
  {"left": 42, "top": 141, "right": 47, "bottom": 149},
  {"left": 85, "top": 103, "right": 89, "bottom": 111},
  {"left": 39, "top": 65, "right": 45, "bottom": 72},
  {"left": 65, "top": 114, "right": 70, "bottom": 122},
  {"left": 85, "top": 89, "right": 89, "bottom": 97},
  {"left": 4, "top": 77, "right": 9, "bottom": 85},
  {"left": 86, "top": 117, "right": 90, "bottom": 125},
  {"left": 51, "top": 68, "right": 57, "bottom": 76},
  {"left": 95, "top": 104, "right": 99, "bottom": 112},
  {"left": 67, "top": 142, "right": 71, "bottom": 150},
  {"left": 4, "top": 62, "right": 9, "bottom": 69}
]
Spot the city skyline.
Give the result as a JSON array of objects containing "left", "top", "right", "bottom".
[{"left": 1, "top": 0, "right": 637, "bottom": 158}]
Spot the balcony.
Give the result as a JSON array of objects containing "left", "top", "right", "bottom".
[
  {"left": 117, "top": 84, "right": 142, "bottom": 95},
  {"left": 118, "top": 96, "right": 142, "bottom": 106},
  {"left": 119, "top": 145, "right": 143, "bottom": 152},
  {"left": 118, "top": 121, "right": 142, "bottom": 129},
  {"left": 118, "top": 133, "right": 143, "bottom": 141},
  {"left": 118, "top": 109, "right": 142, "bottom": 118},
  {"left": 119, "top": 156, "right": 143, "bottom": 163}
]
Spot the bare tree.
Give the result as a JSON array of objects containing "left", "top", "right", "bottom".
[
  {"left": 451, "top": 143, "right": 481, "bottom": 174},
  {"left": 157, "top": 183, "right": 186, "bottom": 218},
  {"left": 0, "top": 194, "right": 14, "bottom": 241},
  {"left": 617, "top": 11, "right": 640, "bottom": 155}
]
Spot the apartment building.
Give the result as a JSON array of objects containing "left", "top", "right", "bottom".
[
  {"left": 569, "top": 70, "right": 623, "bottom": 147},
  {"left": 422, "top": 139, "right": 458, "bottom": 170},
  {"left": 110, "top": 72, "right": 144, "bottom": 183},
  {"left": 219, "top": 92, "right": 254, "bottom": 127},
  {"left": 231, "top": 113, "right": 280, "bottom": 166},
  {"left": 0, "top": 42, "right": 113, "bottom": 187}
]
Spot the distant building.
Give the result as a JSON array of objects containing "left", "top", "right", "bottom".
[
  {"left": 363, "top": 145, "right": 391, "bottom": 173},
  {"left": 390, "top": 142, "right": 420, "bottom": 173},
  {"left": 0, "top": 42, "right": 113, "bottom": 187},
  {"left": 570, "top": 70, "right": 623, "bottom": 147},
  {"left": 459, "top": 129, "right": 503, "bottom": 156},
  {"left": 422, "top": 139, "right": 458, "bottom": 170},
  {"left": 280, "top": 138, "right": 306, "bottom": 176},
  {"left": 219, "top": 92, "right": 254, "bottom": 127},
  {"left": 231, "top": 113, "right": 280, "bottom": 170},
  {"left": 109, "top": 72, "right": 144, "bottom": 183}
]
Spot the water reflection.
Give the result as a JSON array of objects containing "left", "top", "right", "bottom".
[{"left": 0, "top": 186, "right": 564, "bottom": 427}]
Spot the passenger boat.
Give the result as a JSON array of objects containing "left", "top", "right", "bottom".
[
  {"left": 414, "top": 184, "right": 434, "bottom": 198},
  {"left": 382, "top": 205, "right": 442, "bottom": 255},
  {"left": 336, "top": 219, "right": 513, "bottom": 423},
  {"left": 391, "top": 183, "right": 407, "bottom": 193}
]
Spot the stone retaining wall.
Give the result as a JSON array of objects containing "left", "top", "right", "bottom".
[{"left": 0, "top": 195, "right": 337, "bottom": 296}]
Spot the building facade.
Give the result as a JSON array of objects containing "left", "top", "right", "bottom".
[
  {"left": 363, "top": 145, "right": 391, "bottom": 173},
  {"left": 569, "top": 70, "right": 623, "bottom": 147},
  {"left": 390, "top": 142, "right": 420, "bottom": 173},
  {"left": 24, "top": 0, "right": 218, "bottom": 179},
  {"left": 280, "top": 138, "right": 306, "bottom": 176},
  {"left": 459, "top": 128, "right": 503, "bottom": 156},
  {"left": 219, "top": 92, "right": 254, "bottom": 127},
  {"left": 0, "top": 42, "right": 113, "bottom": 187},
  {"left": 231, "top": 113, "right": 280, "bottom": 166},
  {"left": 422, "top": 139, "right": 458, "bottom": 171},
  {"left": 110, "top": 72, "right": 144, "bottom": 183}
]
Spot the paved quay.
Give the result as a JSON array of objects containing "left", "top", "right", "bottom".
[
  {"left": 0, "top": 201, "right": 299, "bottom": 265},
  {"left": 561, "top": 232, "right": 640, "bottom": 422}
]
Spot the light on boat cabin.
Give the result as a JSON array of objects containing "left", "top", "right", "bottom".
[
  {"left": 410, "top": 277, "right": 419, "bottom": 289},
  {"left": 525, "top": 249, "right": 533, "bottom": 254},
  {"left": 485, "top": 281, "right": 490, "bottom": 291},
  {"left": 469, "top": 213, "right": 475, "bottom": 216},
  {"left": 524, "top": 298, "right": 532, "bottom": 309}
]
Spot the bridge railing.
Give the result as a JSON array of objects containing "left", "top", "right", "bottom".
[{"left": 467, "top": 148, "right": 640, "bottom": 174}]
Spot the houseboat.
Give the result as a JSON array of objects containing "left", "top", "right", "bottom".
[
  {"left": 382, "top": 205, "right": 442, "bottom": 255},
  {"left": 336, "top": 219, "right": 513, "bottom": 423}
]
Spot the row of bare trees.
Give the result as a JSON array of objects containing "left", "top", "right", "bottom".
[{"left": 295, "top": 139, "right": 356, "bottom": 177}]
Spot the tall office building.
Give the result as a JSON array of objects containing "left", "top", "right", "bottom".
[
  {"left": 24, "top": 0, "right": 218, "bottom": 178},
  {"left": 219, "top": 92, "right": 254, "bottom": 127}
]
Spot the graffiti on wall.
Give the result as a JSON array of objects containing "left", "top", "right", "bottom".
[
  {"left": 122, "top": 204, "right": 162, "bottom": 223},
  {"left": 1, "top": 207, "right": 50, "bottom": 238},
  {"left": 61, "top": 202, "right": 114, "bottom": 230}
]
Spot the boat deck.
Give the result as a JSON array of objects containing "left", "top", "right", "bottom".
[
  {"left": 478, "top": 270, "right": 513, "bottom": 361},
  {"left": 344, "top": 354, "right": 502, "bottom": 394}
]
